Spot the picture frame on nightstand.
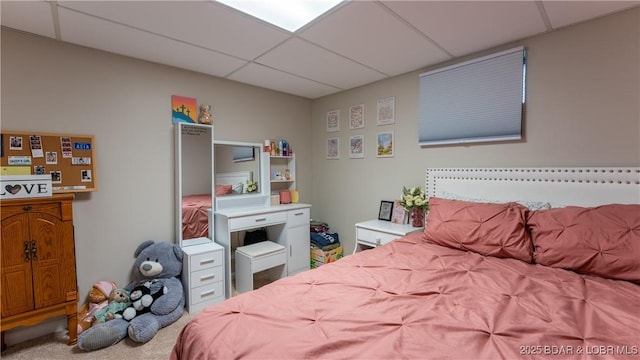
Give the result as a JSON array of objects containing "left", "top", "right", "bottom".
[{"left": 378, "top": 200, "right": 393, "bottom": 221}]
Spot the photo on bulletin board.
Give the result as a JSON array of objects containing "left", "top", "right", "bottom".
[{"left": 172, "top": 95, "right": 197, "bottom": 124}]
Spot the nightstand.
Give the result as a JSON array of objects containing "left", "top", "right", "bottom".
[{"left": 354, "top": 219, "right": 424, "bottom": 254}]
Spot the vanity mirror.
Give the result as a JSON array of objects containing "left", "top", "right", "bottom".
[
  {"left": 213, "top": 140, "right": 270, "bottom": 211},
  {"left": 175, "top": 123, "right": 214, "bottom": 247}
]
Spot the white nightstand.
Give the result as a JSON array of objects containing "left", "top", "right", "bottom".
[{"left": 354, "top": 220, "right": 424, "bottom": 254}]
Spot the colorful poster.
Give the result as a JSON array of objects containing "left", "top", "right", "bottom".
[{"left": 172, "top": 95, "right": 197, "bottom": 123}]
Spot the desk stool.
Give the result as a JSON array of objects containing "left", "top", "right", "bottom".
[{"left": 235, "top": 241, "right": 287, "bottom": 294}]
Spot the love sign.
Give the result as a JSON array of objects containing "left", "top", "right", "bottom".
[{"left": 0, "top": 175, "right": 52, "bottom": 200}]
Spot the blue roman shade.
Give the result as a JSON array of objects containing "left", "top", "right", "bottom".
[{"left": 418, "top": 46, "right": 526, "bottom": 146}]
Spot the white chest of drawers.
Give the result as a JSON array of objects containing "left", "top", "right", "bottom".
[
  {"left": 354, "top": 220, "right": 424, "bottom": 254},
  {"left": 181, "top": 242, "right": 225, "bottom": 314}
]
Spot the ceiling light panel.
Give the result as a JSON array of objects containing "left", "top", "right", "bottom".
[{"left": 216, "top": 0, "right": 343, "bottom": 32}]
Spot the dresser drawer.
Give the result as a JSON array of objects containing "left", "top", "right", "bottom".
[
  {"left": 190, "top": 266, "right": 224, "bottom": 288},
  {"left": 190, "top": 281, "right": 224, "bottom": 306},
  {"left": 228, "top": 211, "right": 286, "bottom": 231},
  {"left": 287, "top": 208, "right": 310, "bottom": 227},
  {"left": 357, "top": 228, "right": 399, "bottom": 246},
  {"left": 190, "top": 250, "right": 223, "bottom": 272}
]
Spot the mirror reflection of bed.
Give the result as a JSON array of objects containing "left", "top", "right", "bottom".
[{"left": 180, "top": 141, "right": 262, "bottom": 242}]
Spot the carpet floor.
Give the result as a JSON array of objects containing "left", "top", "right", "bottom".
[{"left": 1, "top": 311, "right": 192, "bottom": 360}]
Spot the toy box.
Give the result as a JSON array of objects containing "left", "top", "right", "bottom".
[{"left": 310, "top": 245, "right": 343, "bottom": 268}]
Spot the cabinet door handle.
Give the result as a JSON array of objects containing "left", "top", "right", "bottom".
[
  {"left": 31, "top": 240, "right": 37, "bottom": 261},
  {"left": 24, "top": 241, "right": 31, "bottom": 262}
]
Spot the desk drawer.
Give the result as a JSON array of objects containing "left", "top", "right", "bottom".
[
  {"left": 190, "top": 281, "right": 224, "bottom": 305},
  {"left": 287, "top": 208, "right": 310, "bottom": 227},
  {"left": 357, "top": 228, "right": 399, "bottom": 246},
  {"left": 229, "top": 212, "right": 286, "bottom": 230},
  {"left": 190, "top": 250, "right": 223, "bottom": 272},
  {"left": 190, "top": 266, "right": 224, "bottom": 288}
]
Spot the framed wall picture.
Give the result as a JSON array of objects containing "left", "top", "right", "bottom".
[
  {"left": 349, "top": 135, "right": 364, "bottom": 159},
  {"left": 326, "top": 137, "right": 339, "bottom": 159},
  {"left": 378, "top": 200, "right": 394, "bottom": 221},
  {"left": 376, "top": 131, "right": 394, "bottom": 158},
  {"left": 349, "top": 104, "right": 364, "bottom": 129},
  {"left": 326, "top": 110, "right": 340, "bottom": 132},
  {"left": 377, "top": 97, "right": 395, "bottom": 126}
]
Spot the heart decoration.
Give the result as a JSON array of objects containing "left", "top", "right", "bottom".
[{"left": 5, "top": 184, "right": 22, "bottom": 195}]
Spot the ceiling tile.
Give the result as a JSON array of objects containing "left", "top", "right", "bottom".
[
  {"left": 542, "top": 1, "right": 640, "bottom": 29},
  {"left": 1, "top": 0, "right": 56, "bottom": 39},
  {"left": 58, "top": 0, "right": 290, "bottom": 60},
  {"left": 256, "top": 38, "right": 386, "bottom": 90},
  {"left": 228, "top": 63, "right": 341, "bottom": 99},
  {"left": 58, "top": 8, "right": 247, "bottom": 78},
  {"left": 384, "top": 1, "right": 547, "bottom": 58},
  {"left": 299, "top": 1, "right": 450, "bottom": 76}
]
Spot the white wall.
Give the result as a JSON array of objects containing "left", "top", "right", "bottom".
[
  {"left": 1, "top": 29, "right": 312, "bottom": 344},
  {"left": 310, "top": 7, "right": 640, "bottom": 254}
]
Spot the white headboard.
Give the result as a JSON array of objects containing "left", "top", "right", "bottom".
[
  {"left": 216, "top": 171, "right": 251, "bottom": 193},
  {"left": 426, "top": 167, "right": 640, "bottom": 207}
]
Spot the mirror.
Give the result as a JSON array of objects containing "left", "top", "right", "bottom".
[
  {"left": 214, "top": 142, "right": 260, "bottom": 196},
  {"left": 213, "top": 140, "right": 271, "bottom": 211},
  {"left": 175, "top": 123, "right": 214, "bottom": 247}
]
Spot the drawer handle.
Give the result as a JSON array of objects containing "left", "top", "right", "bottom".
[
  {"left": 200, "top": 274, "right": 215, "bottom": 281},
  {"left": 200, "top": 290, "right": 215, "bottom": 298},
  {"left": 376, "top": 237, "right": 381, "bottom": 245},
  {"left": 293, "top": 212, "right": 304, "bottom": 216},
  {"left": 254, "top": 218, "right": 267, "bottom": 222},
  {"left": 23, "top": 206, "right": 32, "bottom": 212},
  {"left": 200, "top": 258, "right": 215, "bottom": 265}
]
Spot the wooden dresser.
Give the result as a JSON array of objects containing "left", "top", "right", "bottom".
[{"left": 0, "top": 194, "right": 78, "bottom": 349}]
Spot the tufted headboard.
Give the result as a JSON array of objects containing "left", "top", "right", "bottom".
[{"left": 425, "top": 167, "right": 640, "bottom": 207}]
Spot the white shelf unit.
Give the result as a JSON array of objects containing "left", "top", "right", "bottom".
[{"left": 269, "top": 155, "right": 296, "bottom": 193}]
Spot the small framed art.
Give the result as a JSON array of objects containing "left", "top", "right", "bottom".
[
  {"left": 326, "top": 137, "right": 339, "bottom": 159},
  {"left": 326, "top": 110, "right": 340, "bottom": 132},
  {"left": 349, "top": 104, "right": 364, "bottom": 129},
  {"left": 376, "top": 131, "right": 394, "bottom": 158},
  {"left": 377, "top": 97, "right": 395, "bottom": 126},
  {"left": 349, "top": 135, "right": 364, "bottom": 159},
  {"left": 378, "top": 200, "right": 394, "bottom": 221}
]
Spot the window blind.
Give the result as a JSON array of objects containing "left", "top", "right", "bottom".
[{"left": 418, "top": 46, "right": 526, "bottom": 146}]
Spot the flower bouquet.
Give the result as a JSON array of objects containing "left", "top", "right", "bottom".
[
  {"left": 399, "top": 186, "right": 429, "bottom": 227},
  {"left": 245, "top": 180, "right": 258, "bottom": 193}
]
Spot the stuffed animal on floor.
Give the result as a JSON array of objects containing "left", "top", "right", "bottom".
[
  {"left": 93, "top": 288, "right": 131, "bottom": 323},
  {"left": 119, "top": 280, "right": 165, "bottom": 321},
  {"left": 76, "top": 240, "right": 185, "bottom": 351},
  {"left": 76, "top": 280, "right": 116, "bottom": 334}
]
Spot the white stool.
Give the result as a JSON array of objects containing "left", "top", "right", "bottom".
[{"left": 235, "top": 241, "right": 287, "bottom": 294}]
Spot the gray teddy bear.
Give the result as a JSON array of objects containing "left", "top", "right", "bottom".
[{"left": 77, "top": 240, "right": 185, "bottom": 351}]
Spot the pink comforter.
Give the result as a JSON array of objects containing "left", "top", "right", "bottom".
[
  {"left": 172, "top": 233, "right": 640, "bottom": 359},
  {"left": 182, "top": 194, "right": 211, "bottom": 239}
]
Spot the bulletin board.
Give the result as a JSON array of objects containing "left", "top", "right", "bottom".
[{"left": 0, "top": 131, "right": 97, "bottom": 193}]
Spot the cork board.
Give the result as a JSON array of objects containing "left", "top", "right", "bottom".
[{"left": 0, "top": 131, "right": 97, "bottom": 193}]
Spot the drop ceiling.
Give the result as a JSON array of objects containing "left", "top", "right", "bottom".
[{"left": 1, "top": 1, "right": 638, "bottom": 99}]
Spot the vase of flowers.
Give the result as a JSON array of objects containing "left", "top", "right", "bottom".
[
  {"left": 245, "top": 180, "right": 258, "bottom": 193},
  {"left": 399, "top": 186, "right": 429, "bottom": 227}
]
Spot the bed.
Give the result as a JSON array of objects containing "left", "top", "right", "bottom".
[
  {"left": 181, "top": 171, "right": 252, "bottom": 239},
  {"left": 172, "top": 167, "right": 640, "bottom": 359}
]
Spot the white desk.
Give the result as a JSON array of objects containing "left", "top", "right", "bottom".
[
  {"left": 354, "top": 219, "right": 424, "bottom": 254},
  {"left": 213, "top": 203, "right": 311, "bottom": 298}
]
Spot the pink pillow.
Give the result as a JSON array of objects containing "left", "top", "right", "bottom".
[
  {"left": 423, "top": 197, "right": 532, "bottom": 262},
  {"left": 215, "top": 184, "right": 233, "bottom": 196},
  {"left": 528, "top": 204, "right": 640, "bottom": 282}
]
